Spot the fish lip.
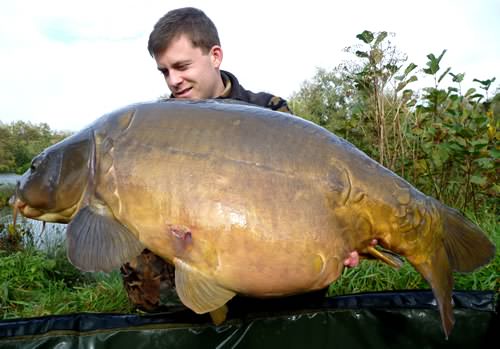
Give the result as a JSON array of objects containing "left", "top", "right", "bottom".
[
  {"left": 9, "top": 194, "right": 43, "bottom": 220},
  {"left": 9, "top": 194, "right": 26, "bottom": 211},
  {"left": 9, "top": 194, "right": 26, "bottom": 226},
  {"left": 8, "top": 194, "right": 17, "bottom": 207}
]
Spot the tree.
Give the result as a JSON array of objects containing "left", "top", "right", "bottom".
[
  {"left": 290, "top": 30, "right": 497, "bottom": 213},
  {"left": 0, "top": 121, "right": 70, "bottom": 174}
]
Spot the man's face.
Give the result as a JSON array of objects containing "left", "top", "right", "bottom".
[{"left": 154, "top": 34, "right": 224, "bottom": 99}]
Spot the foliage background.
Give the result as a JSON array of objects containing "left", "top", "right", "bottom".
[
  {"left": 290, "top": 30, "right": 499, "bottom": 215},
  {"left": 0, "top": 121, "right": 69, "bottom": 175}
]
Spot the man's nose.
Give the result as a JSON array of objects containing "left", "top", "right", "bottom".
[{"left": 167, "top": 70, "right": 183, "bottom": 86}]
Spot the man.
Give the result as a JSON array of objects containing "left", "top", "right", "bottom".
[
  {"left": 120, "top": 7, "right": 292, "bottom": 311},
  {"left": 147, "top": 7, "right": 291, "bottom": 111}
]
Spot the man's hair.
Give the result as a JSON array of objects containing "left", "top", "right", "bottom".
[{"left": 148, "top": 7, "right": 220, "bottom": 57}]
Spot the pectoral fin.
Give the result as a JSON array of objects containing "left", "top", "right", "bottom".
[
  {"left": 365, "top": 246, "right": 404, "bottom": 269},
  {"left": 67, "top": 203, "right": 144, "bottom": 272},
  {"left": 174, "top": 258, "right": 235, "bottom": 317}
]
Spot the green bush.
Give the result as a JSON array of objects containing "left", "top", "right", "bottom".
[{"left": 291, "top": 30, "right": 498, "bottom": 215}]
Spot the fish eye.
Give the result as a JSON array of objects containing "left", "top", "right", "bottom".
[{"left": 30, "top": 154, "right": 44, "bottom": 172}]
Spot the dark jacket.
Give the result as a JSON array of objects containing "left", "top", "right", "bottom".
[{"left": 218, "top": 70, "right": 292, "bottom": 113}]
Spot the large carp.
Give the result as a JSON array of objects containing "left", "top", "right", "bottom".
[{"left": 10, "top": 100, "right": 495, "bottom": 337}]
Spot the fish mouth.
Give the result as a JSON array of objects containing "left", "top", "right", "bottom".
[
  {"left": 10, "top": 195, "right": 43, "bottom": 220},
  {"left": 9, "top": 194, "right": 77, "bottom": 224}
]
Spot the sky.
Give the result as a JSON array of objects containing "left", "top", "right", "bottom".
[{"left": 1, "top": 0, "right": 499, "bottom": 131}]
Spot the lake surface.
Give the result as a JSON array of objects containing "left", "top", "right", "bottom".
[
  {"left": 0, "top": 207, "right": 67, "bottom": 250},
  {"left": 0, "top": 173, "right": 20, "bottom": 186}
]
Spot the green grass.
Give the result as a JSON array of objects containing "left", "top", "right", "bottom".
[
  {"left": 0, "top": 220, "right": 134, "bottom": 319},
  {"left": 0, "top": 184, "right": 14, "bottom": 210},
  {"left": 0, "top": 251, "right": 133, "bottom": 319},
  {"left": 0, "top": 247, "right": 133, "bottom": 319}
]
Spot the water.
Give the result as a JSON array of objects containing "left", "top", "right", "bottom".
[
  {"left": 0, "top": 173, "right": 19, "bottom": 202},
  {"left": 0, "top": 208, "right": 67, "bottom": 250},
  {"left": 0, "top": 173, "right": 20, "bottom": 186}
]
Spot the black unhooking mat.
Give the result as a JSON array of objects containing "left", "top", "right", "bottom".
[{"left": 0, "top": 290, "right": 497, "bottom": 348}]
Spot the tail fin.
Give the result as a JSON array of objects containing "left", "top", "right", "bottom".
[
  {"left": 411, "top": 246, "right": 454, "bottom": 339},
  {"left": 440, "top": 205, "right": 495, "bottom": 272},
  {"left": 407, "top": 202, "right": 495, "bottom": 339}
]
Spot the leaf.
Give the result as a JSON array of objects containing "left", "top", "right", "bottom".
[
  {"left": 490, "top": 148, "right": 500, "bottom": 158},
  {"left": 423, "top": 54, "right": 438, "bottom": 75},
  {"left": 470, "top": 175, "right": 487, "bottom": 186},
  {"left": 450, "top": 72, "right": 465, "bottom": 83},
  {"left": 438, "top": 67, "right": 451, "bottom": 83},
  {"left": 426, "top": 53, "right": 436, "bottom": 61},
  {"left": 412, "top": 127, "right": 423, "bottom": 136},
  {"left": 474, "top": 158, "right": 494, "bottom": 170},
  {"left": 402, "top": 89, "right": 414, "bottom": 99},
  {"left": 464, "top": 88, "right": 477, "bottom": 97},
  {"left": 357, "top": 30, "right": 374, "bottom": 44},
  {"left": 356, "top": 50, "right": 369, "bottom": 58},
  {"left": 397, "top": 82, "right": 408, "bottom": 92},
  {"left": 436, "top": 49, "right": 447, "bottom": 63},
  {"left": 456, "top": 128, "right": 474, "bottom": 138},
  {"left": 385, "top": 63, "right": 400, "bottom": 74},
  {"left": 431, "top": 147, "right": 448, "bottom": 167},
  {"left": 473, "top": 77, "right": 496, "bottom": 89},
  {"left": 404, "top": 63, "right": 418, "bottom": 76},
  {"left": 374, "top": 31, "right": 388, "bottom": 46},
  {"left": 424, "top": 50, "right": 447, "bottom": 75},
  {"left": 448, "top": 140, "right": 466, "bottom": 152},
  {"left": 470, "top": 94, "right": 484, "bottom": 101},
  {"left": 416, "top": 159, "right": 428, "bottom": 172},
  {"left": 407, "top": 75, "right": 418, "bottom": 84},
  {"left": 397, "top": 76, "right": 418, "bottom": 91},
  {"left": 472, "top": 115, "right": 488, "bottom": 124}
]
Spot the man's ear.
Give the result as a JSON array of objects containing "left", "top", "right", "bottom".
[{"left": 210, "top": 45, "right": 223, "bottom": 68}]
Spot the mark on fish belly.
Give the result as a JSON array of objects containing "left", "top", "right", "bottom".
[
  {"left": 170, "top": 225, "right": 192, "bottom": 241},
  {"left": 169, "top": 224, "right": 193, "bottom": 253}
]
